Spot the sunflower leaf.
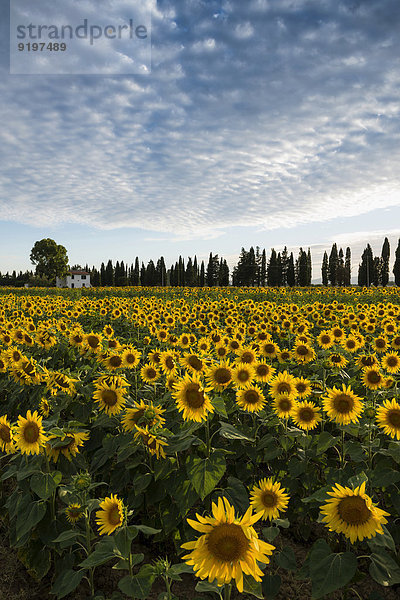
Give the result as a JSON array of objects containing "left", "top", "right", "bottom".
[
  {"left": 186, "top": 450, "right": 226, "bottom": 500},
  {"left": 310, "top": 552, "right": 357, "bottom": 599}
]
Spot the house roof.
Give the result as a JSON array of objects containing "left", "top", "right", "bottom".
[{"left": 69, "top": 270, "right": 90, "bottom": 275}]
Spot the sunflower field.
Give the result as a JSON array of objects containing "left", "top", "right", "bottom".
[{"left": 1, "top": 286, "right": 400, "bottom": 600}]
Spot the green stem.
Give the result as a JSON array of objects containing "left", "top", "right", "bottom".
[
  {"left": 85, "top": 513, "right": 95, "bottom": 596},
  {"left": 224, "top": 583, "right": 232, "bottom": 600}
]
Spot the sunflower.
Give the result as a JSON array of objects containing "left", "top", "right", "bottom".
[
  {"left": 0, "top": 415, "right": 16, "bottom": 454},
  {"left": 121, "top": 346, "right": 141, "bottom": 369},
  {"left": 376, "top": 399, "right": 400, "bottom": 440},
  {"left": 253, "top": 361, "right": 276, "bottom": 383},
  {"left": 205, "top": 361, "right": 233, "bottom": 392},
  {"left": 293, "top": 343, "right": 315, "bottom": 364},
  {"left": 0, "top": 353, "right": 8, "bottom": 373},
  {"left": 250, "top": 478, "right": 290, "bottom": 521},
  {"left": 173, "top": 373, "right": 214, "bottom": 422},
  {"left": 322, "top": 385, "right": 364, "bottom": 426},
  {"left": 341, "top": 335, "right": 360, "bottom": 353},
  {"left": 294, "top": 376, "right": 312, "bottom": 399},
  {"left": 122, "top": 400, "right": 165, "bottom": 432},
  {"left": 96, "top": 494, "right": 124, "bottom": 535},
  {"left": 260, "top": 341, "right": 279, "bottom": 359},
  {"left": 159, "top": 351, "right": 178, "bottom": 374},
  {"left": 65, "top": 503, "right": 84, "bottom": 524},
  {"left": 101, "top": 352, "right": 124, "bottom": 371},
  {"left": 93, "top": 381, "right": 127, "bottom": 415},
  {"left": 277, "top": 349, "right": 292, "bottom": 364},
  {"left": 14, "top": 410, "right": 47, "bottom": 455},
  {"left": 327, "top": 353, "right": 348, "bottom": 368},
  {"left": 102, "top": 324, "right": 114, "bottom": 338},
  {"left": 373, "top": 336, "right": 388, "bottom": 354},
  {"left": 69, "top": 329, "right": 85, "bottom": 348},
  {"left": 180, "top": 352, "right": 206, "bottom": 374},
  {"left": 317, "top": 331, "right": 334, "bottom": 349},
  {"left": 356, "top": 354, "right": 379, "bottom": 370},
  {"left": 269, "top": 370, "right": 297, "bottom": 400},
  {"left": 320, "top": 482, "right": 389, "bottom": 543},
  {"left": 381, "top": 353, "right": 400, "bottom": 374},
  {"left": 272, "top": 394, "right": 297, "bottom": 419},
  {"left": 140, "top": 364, "right": 161, "bottom": 384},
  {"left": 46, "top": 431, "right": 89, "bottom": 462},
  {"left": 291, "top": 401, "right": 321, "bottom": 431},
  {"left": 232, "top": 363, "right": 255, "bottom": 389},
  {"left": 134, "top": 426, "right": 168, "bottom": 459},
  {"left": 215, "top": 343, "right": 229, "bottom": 360},
  {"left": 181, "top": 497, "right": 274, "bottom": 593},
  {"left": 84, "top": 332, "right": 103, "bottom": 353},
  {"left": 362, "top": 366, "right": 385, "bottom": 391},
  {"left": 236, "top": 385, "right": 266, "bottom": 413}
]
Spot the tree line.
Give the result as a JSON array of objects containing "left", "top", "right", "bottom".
[{"left": 1, "top": 237, "right": 400, "bottom": 287}]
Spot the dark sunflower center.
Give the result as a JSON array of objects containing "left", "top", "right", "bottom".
[
  {"left": 362, "top": 356, "right": 375, "bottom": 366},
  {"left": 87, "top": 335, "right": 100, "bottom": 348},
  {"left": 24, "top": 422, "right": 40, "bottom": 444},
  {"left": 188, "top": 356, "right": 203, "bottom": 370},
  {"left": 101, "top": 390, "right": 118, "bottom": 406},
  {"left": 23, "top": 362, "right": 35, "bottom": 375},
  {"left": 264, "top": 344, "right": 275, "bottom": 354},
  {"left": 338, "top": 496, "right": 371, "bottom": 525},
  {"left": 333, "top": 394, "right": 354, "bottom": 414},
  {"left": 331, "top": 355, "right": 342, "bottom": 363},
  {"left": 261, "top": 491, "right": 277, "bottom": 507},
  {"left": 244, "top": 391, "right": 260, "bottom": 404},
  {"left": 146, "top": 368, "right": 157, "bottom": 379},
  {"left": 321, "top": 336, "right": 330, "bottom": 344},
  {"left": 185, "top": 385, "right": 205, "bottom": 409},
  {"left": 387, "top": 357, "right": 398, "bottom": 367},
  {"left": 108, "top": 340, "right": 118, "bottom": 349},
  {"left": 256, "top": 365, "right": 269, "bottom": 377},
  {"left": 241, "top": 352, "right": 253, "bottom": 364},
  {"left": 109, "top": 356, "right": 122, "bottom": 367},
  {"left": 214, "top": 368, "right": 231, "bottom": 384},
  {"left": 125, "top": 354, "right": 136, "bottom": 364},
  {"left": 296, "top": 345, "right": 309, "bottom": 356},
  {"left": 73, "top": 335, "right": 83, "bottom": 343},
  {"left": 376, "top": 339, "right": 385, "bottom": 348},
  {"left": 280, "top": 352, "right": 290, "bottom": 360},
  {"left": 387, "top": 409, "right": 400, "bottom": 428},
  {"left": 165, "top": 357, "right": 175, "bottom": 370},
  {"left": 277, "top": 382, "right": 291, "bottom": 394},
  {"left": 347, "top": 340, "right": 356, "bottom": 349},
  {"left": 367, "top": 371, "right": 381, "bottom": 384},
  {"left": 296, "top": 383, "right": 306, "bottom": 393},
  {"left": 207, "top": 523, "right": 249, "bottom": 562},
  {"left": 131, "top": 409, "right": 145, "bottom": 424},
  {"left": 0, "top": 425, "right": 11, "bottom": 443},
  {"left": 238, "top": 370, "right": 251, "bottom": 382},
  {"left": 278, "top": 398, "right": 291, "bottom": 411},
  {"left": 299, "top": 407, "right": 314, "bottom": 422},
  {"left": 109, "top": 506, "right": 122, "bottom": 526}
]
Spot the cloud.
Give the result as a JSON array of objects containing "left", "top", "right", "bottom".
[{"left": 1, "top": 0, "right": 400, "bottom": 240}]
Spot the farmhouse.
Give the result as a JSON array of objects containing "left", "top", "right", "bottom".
[{"left": 56, "top": 269, "right": 91, "bottom": 288}]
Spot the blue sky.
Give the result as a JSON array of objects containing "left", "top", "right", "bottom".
[{"left": 1, "top": 0, "right": 400, "bottom": 280}]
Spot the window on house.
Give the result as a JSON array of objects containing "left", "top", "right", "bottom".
[
  {"left": 71, "top": 275, "right": 74, "bottom": 279},
  {"left": 81, "top": 275, "right": 86, "bottom": 279}
]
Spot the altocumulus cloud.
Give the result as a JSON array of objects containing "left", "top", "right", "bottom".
[{"left": 1, "top": 0, "right": 400, "bottom": 239}]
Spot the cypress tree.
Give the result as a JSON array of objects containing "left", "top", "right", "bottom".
[
  {"left": 133, "top": 257, "right": 140, "bottom": 285},
  {"left": 287, "top": 253, "right": 295, "bottom": 287},
  {"left": 393, "top": 239, "right": 400, "bottom": 286},
  {"left": 321, "top": 250, "right": 329, "bottom": 286},
  {"left": 199, "top": 261, "right": 205, "bottom": 287},
  {"left": 140, "top": 262, "right": 146, "bottom": 286},
  {"left": 100, "top": 262, "right": 106, "bottom": 286},
  {"left": 193, "top": 256, "right": 199, "bottom": 286},
  {"left": 105, "top": 260, "right": 114, "bottom": 286},
  {"left": 281, "top": 246, "right": 288, "bottom": 286},
  {"left": 276, "top": 253, "right": 283, "bottom": 286},
  {"left": 267, "top": 249, "right": 278, "bottom": 286},
  {"left": 358, "top": 244, "right": 374, "bottom": 286},
  {"left": 337, "top": 248, "right": 345, "bottom": 287},
  {"left": 328, "top": 243, "right": 338, "bottom": 286},
  {"left": 381, "top": 237, "right": 390, "bottom": 287},
  {"left": 373, "top": 257, "right": 381, "bottom": 286},
  {"left": 298, "top": 249, "right": 308, "bottom": 286},
  {"left": 344, "top": 247, "right": 351, "bottom": 286},
  {"left": 307, "top": 248, "right": 312, "bottom": 285},
  {"left": 260, "top": 249, "right": 266, "bottom": 286}
]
